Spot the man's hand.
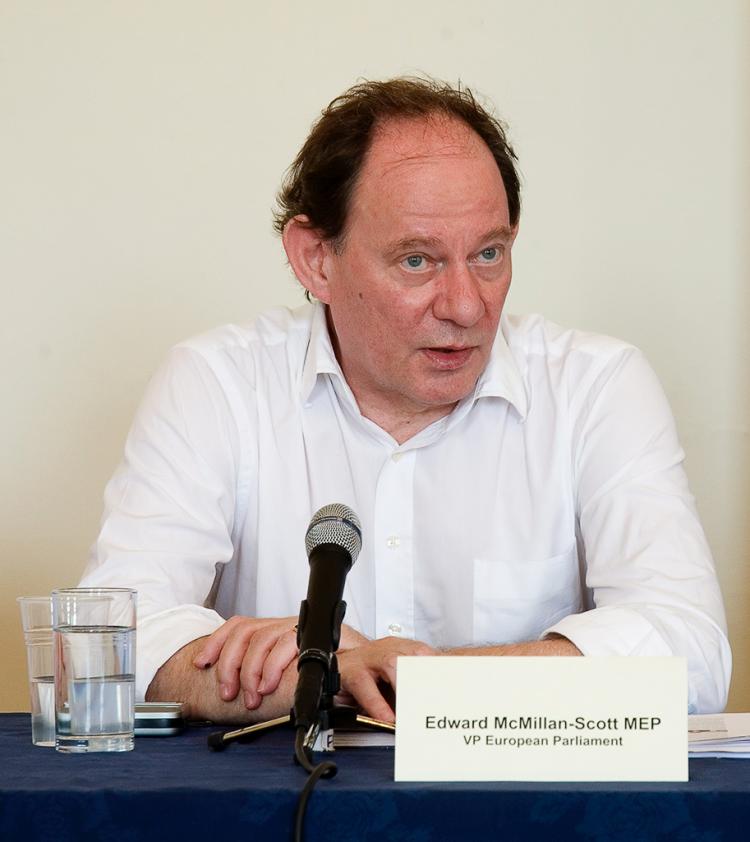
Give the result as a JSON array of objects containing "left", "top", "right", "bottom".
[
  {"left": 147, "top": 636, "right": 297, "bottom": 724},
  {"left": 337, "top": 636, "right": 437, "bottom": 723},
  {"left": 335, "top": 635, "right": 581, "bottom": 723},
  {"left": 192, "top": 615, "right": 368, "bottom": 710}
]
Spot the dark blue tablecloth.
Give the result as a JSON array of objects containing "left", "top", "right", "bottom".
[{"left": 1, "top": 712, "right": 748, "bottom": 841}]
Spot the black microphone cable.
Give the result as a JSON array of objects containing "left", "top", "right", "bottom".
[{"left": 292, "top": 725, "right": 336, "bottom": 842}]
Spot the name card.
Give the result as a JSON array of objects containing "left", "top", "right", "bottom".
[{"left": 394, "top": 656, "right": 687, "bottom": 782}]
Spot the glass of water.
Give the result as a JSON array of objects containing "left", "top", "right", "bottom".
[
  {"left": 52, "top": 588, "right": 137, "bottom": 753},
  {"left": 17, "top": 596, "right": 55, "bottom": 746}
]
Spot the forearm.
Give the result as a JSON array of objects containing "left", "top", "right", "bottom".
[
  {"left": 146, "top": 637, "right": 297, "bottom": 724},
  {"left": 444, "top": 635, "right": 582, "bottom": 657}
]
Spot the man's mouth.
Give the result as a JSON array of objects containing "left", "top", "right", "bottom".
[{"left": 422, "top": 346, "right": 476, "bottom": 370}]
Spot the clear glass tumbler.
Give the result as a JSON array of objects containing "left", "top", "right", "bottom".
[
  {"left": 52, "top": 588, "right": 137, "bottom": 753},
  {"left": 17, "top": 596, "right": 55, "bottom": 746}
]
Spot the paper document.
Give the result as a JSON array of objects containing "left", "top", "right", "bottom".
[
  {"left": 329, "top": 713, "right": 750, "bottom": 754},
  {"left": 688, "top": 713, "right": 750, "bottom": 758},
  {"left": 335, "top": 713, "right": 750, "bottom": 754},
  {"left": 334, "top": 730, "right": 395, "bottom": 748}
]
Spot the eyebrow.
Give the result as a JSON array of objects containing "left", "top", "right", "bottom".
[
  {"left": 385, "top": 235, "right": 443, "bottom": 255},
  {"left": 384, "top": 226, "right": 514, "bottom": 256}
]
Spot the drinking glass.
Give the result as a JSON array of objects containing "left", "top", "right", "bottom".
[
  {"left": 52, "top": 588, "right": 137, "bottom": 753},
  {"left": 17, "top": 596, "right": 54, "bottom": 746}
]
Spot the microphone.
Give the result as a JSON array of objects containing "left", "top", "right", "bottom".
[{"left": 292, "top": 503, "right": 362, "bottom": 731}]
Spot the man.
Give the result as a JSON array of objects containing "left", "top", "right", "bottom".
[{"left": 81, "top": 78, "right": 731, "bottom": 722}]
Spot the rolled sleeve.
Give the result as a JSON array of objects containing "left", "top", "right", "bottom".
[
  {"left": 553, "top": 348, "right": 732, "bottom": 713},
  {"left": 136, "top": 605, "right": 225, "bottom": 701},
  {"left": 545, "top": 605, "right": 731, "bottom": 713}
]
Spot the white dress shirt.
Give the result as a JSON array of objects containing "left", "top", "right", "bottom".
[{"left": 81, "top": 302, "right": 731, "bottom": 711}]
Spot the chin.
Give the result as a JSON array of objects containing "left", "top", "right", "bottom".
[{"left": 414, "top": 377, "right": 478, "bottom": 409}]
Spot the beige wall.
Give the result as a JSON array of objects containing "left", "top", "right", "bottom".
[{"left": 2, "top": 1, "right": 748, "bottom": 711}]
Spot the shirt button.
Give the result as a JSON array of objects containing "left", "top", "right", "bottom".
[
  {"left": 391, "top": 451, "right": 402, "bottom": 462},
  {"left": 388, "top": 623, "right": 402, "bottom": 635},
  {"left": 386, "top": 536, "right": 400, "bottom": 549}
]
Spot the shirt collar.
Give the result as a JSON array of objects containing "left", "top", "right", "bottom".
[
  {"left": 300, "top": 301, "right": 344, "bottom": 404},
  {"left": 471, "top": 314, "right": 528, "bottom": 419},
  {"left": 301, "top": 302, "right": 528, "bottom": 419}
]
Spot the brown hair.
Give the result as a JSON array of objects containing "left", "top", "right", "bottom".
[{"left": 273, "top": 77, "right": 521, "bottom": 246}]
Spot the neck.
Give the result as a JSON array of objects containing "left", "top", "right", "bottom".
[{"left": 355, "top": 397, "right": 456, "bottom": 445}]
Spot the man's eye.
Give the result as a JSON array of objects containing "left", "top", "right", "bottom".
[
  {"left": 478, "top": 247, "right": 500, "bottom": 263},
  {"left": 402, "top": 254, "right": 427, "bottom": 270}
]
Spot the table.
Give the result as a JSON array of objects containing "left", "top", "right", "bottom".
[{"left": 1, "top": 713, "right": 748, "bottom": 841}]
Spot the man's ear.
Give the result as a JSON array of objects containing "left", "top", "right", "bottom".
[{"left": 282, "top": 215, "right": 333, "bottom": 303}]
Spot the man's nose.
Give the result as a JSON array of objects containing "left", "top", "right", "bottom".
[{"left": 432, "top": 263, "right": 485, "bottom": 327}]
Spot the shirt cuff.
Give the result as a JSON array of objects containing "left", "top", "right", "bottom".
[
  {"left": 544, "top": 606, "right": 731, "bottom": 713},
  {"left": 136, "top": 605, "right": 225, "bottom": 701}
]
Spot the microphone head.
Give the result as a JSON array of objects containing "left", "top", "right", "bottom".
[{"left": 305, "top": 503, "right": 362, "bottom": 564}]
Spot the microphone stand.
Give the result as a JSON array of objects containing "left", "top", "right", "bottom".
[{"left": 209, "top": 505, "right": 382, "bottom": 840}]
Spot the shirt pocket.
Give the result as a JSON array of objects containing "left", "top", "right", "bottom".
[{"left": 472, "top": 544, "right": 581, "bottom": 645}]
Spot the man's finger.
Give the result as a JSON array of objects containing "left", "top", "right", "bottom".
[
  {"left": 345, "top": 670, "right": 395, "bottom": 723},
  {"left": 214, "top": 623, "right": 259, "bottom": 702},
  {"left": 256, "top": 630, "right": 298, "bottom": 696},
  {"left": 192, "top": 622, "right": 235, "bottom": 669},
  {"left": 192, "top": 615, "right": 260, "bottom": 668},
  {"left": 382, "top": 653, "right": 399, "bottom": 690},
  {"left": 238, "top": 624, "right": 294, "bottom": 707}
]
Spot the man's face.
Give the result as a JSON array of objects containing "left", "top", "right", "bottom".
[{"left": 320, "top": 115, "right": 517, "bottom": 431}]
